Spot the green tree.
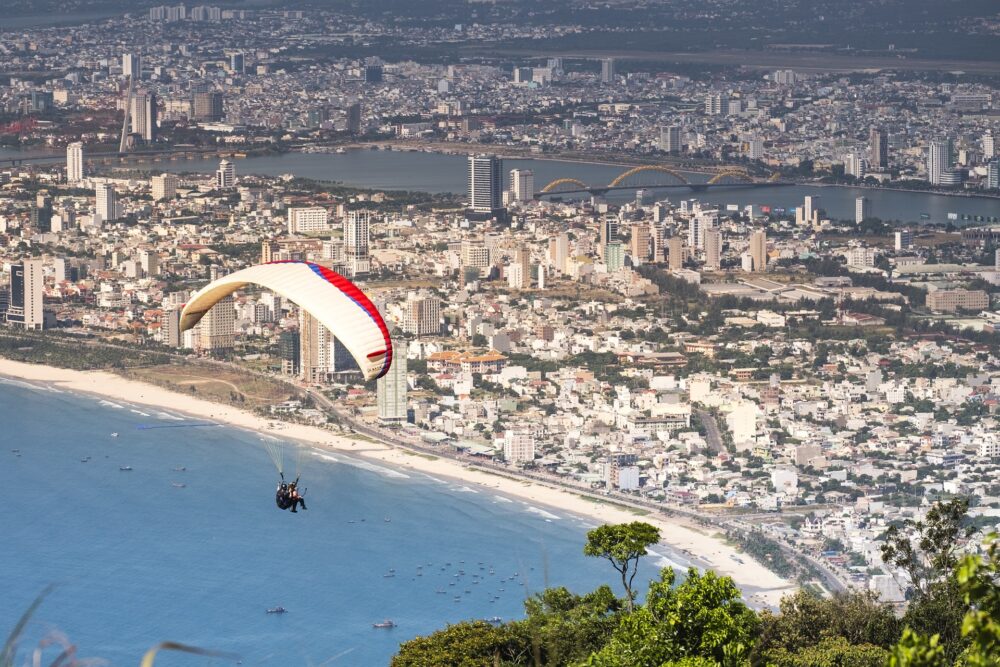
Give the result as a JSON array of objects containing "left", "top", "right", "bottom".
[
  {"left": 584, "top": 522, "right": 661, "bottom": 612},
  {"left": 751, "top": 590, "right": 899, "bottom": 665},
  {"left": 587, "top": 568, "right": 759, "bottom": 667},
  {"left": 763, "top": 636, "right": 888, "bottom": 667},
  {"left": 519, "top": 585, "right": 622, "bottom": 666},
  {"left": 391, "top": 620, "right": 526, "bottom": 667}
]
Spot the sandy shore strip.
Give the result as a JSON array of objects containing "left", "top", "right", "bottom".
[{"left": 0, "top": 358, "right": 796, "bottom": 607}]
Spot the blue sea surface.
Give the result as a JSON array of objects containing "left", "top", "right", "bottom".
[{"left": 0, "top": 379, "right": 670, "bottom": 666}]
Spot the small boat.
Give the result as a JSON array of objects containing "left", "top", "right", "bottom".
[
  {"left": 266, "top": 607, "right": 287, "bottom": 614},
  {"left": 384, "top": 517, "right": 391, "bottom": 522},
  {"left": 383, "top": 573, "right": 395, "bottom": 578},
  {"left": 488, "top": 616, "right": 503, "bottom": 624},
  {"left": 372, "top": 619, "right": 396, "bottom": 629},
  {"left": 111, "top": 433, "right": 119, "bottom": 438},
  {"left": 119, "top": 466, "right": 133, "bottom": 471},
  {"left": 436, "top": 589, "right": 446, "bottom": 594},
  {"left": 172, "top": 483, "right": 186, "bottom": 488},
  {"left": 173, "top": 466, "right": 186, "bottom": 472}
]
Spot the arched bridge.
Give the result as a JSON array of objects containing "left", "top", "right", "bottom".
[{"left": 537, "top": 166, "right": 788, "bottom": 197}]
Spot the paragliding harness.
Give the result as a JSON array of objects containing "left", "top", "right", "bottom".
[{"left": 276, "top": 473, "right": 306, "bottom": 512}]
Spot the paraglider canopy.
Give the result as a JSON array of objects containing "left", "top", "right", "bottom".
[{"left": 180, "top": 261, "right": 392, "bottom": 381}]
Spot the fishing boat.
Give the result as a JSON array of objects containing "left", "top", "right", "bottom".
[
  {"left": 111, "top": 433, "right": 119, "bottom": 438},
  {"left": 266, "top": 607, "right": 287, "bottom": 614},
  {"left": 119, "top": 466, "right": 132, "bottom": 471},
  {"left": 372, "top": 620, "right": 396, "bottom": 629}
]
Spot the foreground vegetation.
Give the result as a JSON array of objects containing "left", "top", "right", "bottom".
[{"left": 394, "top": 504, "right": 1000, "bottom": 666}]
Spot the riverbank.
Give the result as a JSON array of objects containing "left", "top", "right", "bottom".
[{"left": 0, "top": 357, "right": 796, "bottom": 607}]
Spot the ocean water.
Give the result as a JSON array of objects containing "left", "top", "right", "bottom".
[{"left": 0, "top": 379, "right": 678, "bottom": 666}]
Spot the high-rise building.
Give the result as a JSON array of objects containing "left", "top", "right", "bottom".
[
  {"left": 122, "top": 53, "right": 141, "bottom": 79},
  {"left": 667, "top": 236, "right": 683, "bottom": 270},
  {"left": 279, "top": 331, "right": 300, "bottom": 375},
  {"left": 377, "top": 353, "right": 407, "bottom": 423},
  {"left": 509, "top": 169, "right": 534, "bottom": 202},
  {"left": 346, "top": 102, "right": 362, "bottom": 134},
  {"left": 548, "top": 232, "right": 568, "bottom": 273},
  {"left": 216, "top": 160, "right": 236, "bottom": 189},
  {"left": 600, "top": 58, "right": 616, "bottom": 84},
  {"left": 199, "top": 294, "right": 235, "bottom": 351},
  {"left": 750, "top": 230, "right": 767, "bottom": 272},
  {"left": 402, "top": 294, "right": 441, "bottom": 336},
  {"left": 287, "top": 207, "right": 329, "bottom": 234},
  {"left": 95, "top": 183, "right": 117, "bottom": 224},
  {"left": 659, "top": 125, "right": 681, "bottom": 153},
  {"left": 747, "top": 136, "right": 764, "bottom": 160},
  {"left": 504, "top": 429, "right": 535, "bottom": 463},
  {"left": 229, "top": 52, "right": 245, "bottom": 74},
  {"left": 130, "top": 91, "right": 157, "bottom": 142},
  {"left": 192, "top": 91, "right": 224, "bottom": 122},
  {"left": 299, "top": 311, "right": 328, "bottom": 384},
  {"left": 630, "top": 225, "right": 651, "bottom": 263},
  {"left": 983, "top": 130, "right": 996, "bottom": 161},
  {"left": 895, "top": 229, "right": 913, "bottom": 251},
  {"left": 6, "top": 260, "right": 44, "bottom": 330},
  {"left": 796, "top": 195, "right": 821, "bottom": 226},
  {"left": 704, "top": 229, "right": 721, "bottom": 270},
  {"left": 364, "top": 63, "right": 384, "bottom": 83},
  {"left": 688, "top": 215, "right": 712, "bottom": 250},
  {"left": 151, "top": 173, "right": 178, "bottom": 201},
  {"left": 844, "top": 152, "right": 865, "bottom": 179},
  {"left": 599, "top": 217, "right": 620, "bottom": 250},
  {"left": 855, "top": 196, "right": 871, "bottom": 224},
  {"left": 507, "top": 246, "right": 531, "bottom": 289},
  {"left": 927, "top": 139, "right": 952, "bottom": 185},
  {"left": 161, "top": 308, "right": 182, "bottom": 347},
  {"left": 986, "top": 160, "right": 999, "bottom": 190},
  {"left": 602, "top": 242, "right": 624, "bottom": 270},
  {"left": 705, "top": 94, "right": 726, "bottom": 115},
  {"left": 461, "top": 241, "right": 491, "bottom": 272},
  {"left": 344, "top": 209, "right": 371, "bottom": 277},
  {"left": 869, "top": 128, "right": 889, "bottom": 171},
  {"left": 467, "top": 155, "right": 502, "bottom": 213},
  {"left": 66, "top": 142, "right": 84, "bottom": 184}
]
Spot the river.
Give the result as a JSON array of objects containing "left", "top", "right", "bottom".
[{"left": 144, "top": 148, "right": 998, "bottom": 225}]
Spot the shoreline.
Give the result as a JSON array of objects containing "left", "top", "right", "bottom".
[{"left": 0, "top": 358, "right": 796, "bottom": 608}]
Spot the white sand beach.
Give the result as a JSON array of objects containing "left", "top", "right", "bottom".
[{"left": 0, "top": 358, "right": 797, "bottom": 606}]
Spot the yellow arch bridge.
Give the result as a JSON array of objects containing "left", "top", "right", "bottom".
[{"left": 537, "top": 166, "right": 787, "bottom": 196}]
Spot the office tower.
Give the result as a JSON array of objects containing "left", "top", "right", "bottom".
[
  {"left": 161, "top": 308, "right": 182, "bottom": 347},
  {"left": 630, "top": 225, "right": 651, "bottom": 263},
  {"left": 704, "top": 229, "right": 721, "bottom": 270},
  {"left": 509, "top": 169, "right": 534, "bottom": 202},
  {"left": 377, "top": 353, "right": 407, "bottom": 423},
  {"left": 229, "top": 52, "right": 245, "bottom": 74},
  {"left": 659, "top": 125, "right": 681, "bottom": 153},
  {"left": 667, "top": 236, "right": 683, "bottom": 270},
  {"left": 95, "top": 183, "right": 117, "bottom": 224},
  {"left": 130, "top": 90, "right": 157, "bottom": 142},
  {"left": 279, "top": 330, "right": 300, "bottom": 375},
  {"left": 600, "top": 58, "right": 616, "bottom": 84},
  {"left": 66, "top": 142, "right": 84, "bottom": 184},
  {"left": 192, "top": 91, "right": 224, "bottom": 121},
  {"left": 364, "top": 63, "right": 384, "bottom": 83},
  {"left": 983, "top": 130, "right": 996, "bottom": 160},
  {"left": 855, "top": 196, "right": 871, "bottom": 224},
  {"left": 750, "top": 230, "right": 767, "bottom": 272},
  {"left": 895, "top": 229, "right": 913, "bottom": 251},
  {"left": 773, "top": 69, "right": 796, "bottom": 85},
  {"left": 287, "top": 207, "right": 329, "bottom": 234},
  {"left": 927, "top": 139, "right": 951, "bottom": 185},
  {"left": 987, "top": 160, "right": 999, "bottom": 190},
  {"left": 748, "top": 136, "right": 764, "bottom": 160},
  {"left": 705, "top": 94, "right": 726, "bottom": 115},
  {"left": 548, "top": 232, "right": 568, "bottom": 273},
  {"left": 346, "top": 102, "right": 362, "bottom": 134},
  {"left": 461, "top": 241, "right": 491, "bottom": 271},
  {"left": 403, "top": 294, "right": 441, "bottom": 336},
  {"left": 844, "top": 152, "right": 865, "bottom": 179},
  {"left": 726, "top": 99, "right": 743, "bottom": 116},
  {"left": 467, "top": 155, "right": 502, "bottom": 213},
  {"left": 869, "top": 128, "right": 888, "bottom": 171},
  {"left": 151, "top": 173, "right": 178, "bottom": 201},
  {"left": 6, "top": 260, "right": 44, "bottom": 330},
  {"left": 216, "top": 159, "right": 236, "bottom": 189},
  {"left": 513, "top": 67, "right": 533, "bottom": 84},
  {"left": 122, "top": 53, "right": 141, "bottom": 78},
  {"left": 344, "top": 209, "right": 370, "bottom": 277},
  {"left": 199, "top": 295, "right": 235, "bottom": 351}
]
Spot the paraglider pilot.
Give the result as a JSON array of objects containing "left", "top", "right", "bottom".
[{"left": 276, "top": 474, "right": 307, "bottom": 513}]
